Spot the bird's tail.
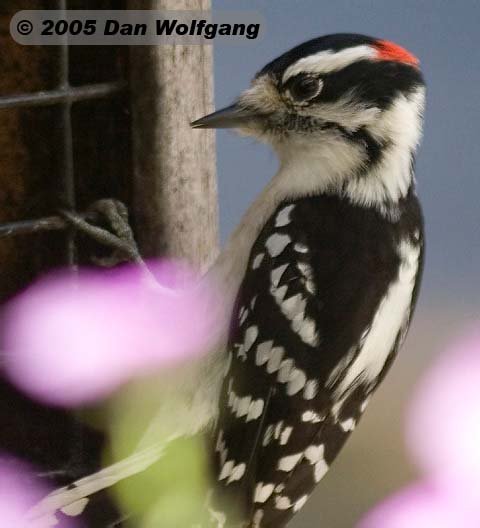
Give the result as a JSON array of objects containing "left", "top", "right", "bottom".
[{"left": 27, "top": 442, "right": 166, "bottom": 526}]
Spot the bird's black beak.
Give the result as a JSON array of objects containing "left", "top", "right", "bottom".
[{"left": 191, "top": 103, "right": 259, "bottom": 129}]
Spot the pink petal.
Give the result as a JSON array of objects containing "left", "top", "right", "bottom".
[
  {"left": 2, "top": 261, "right": 223, "bottom": 406},
  {"left": 405, "top": 328, "right": 480, "bottom": 505},
  {"left": 357, "top": 480, "right": 479, "bottom": 528},
  {"left": 0, "top": 455, "right": 77, "bottom": 527}
]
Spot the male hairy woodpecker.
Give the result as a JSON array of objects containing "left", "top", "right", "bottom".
[{"left": 31, "top": 33, "right": 425, "bottom": 528}]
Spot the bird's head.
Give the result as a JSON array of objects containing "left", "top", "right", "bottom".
[{"left": 192, "top": 33, "right": 425, "bottom": 189}]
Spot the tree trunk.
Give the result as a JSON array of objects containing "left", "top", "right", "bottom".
[{"left": 128, "top": 0, "right": 218, "bottom": 271}]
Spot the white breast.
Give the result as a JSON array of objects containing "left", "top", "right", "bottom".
[{"left": 335, "top": 239, "right": 420, "bottom": 398}]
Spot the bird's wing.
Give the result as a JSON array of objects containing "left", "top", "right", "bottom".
[{"left": 209, "top": 200, "right": 411, "bottom": 527}]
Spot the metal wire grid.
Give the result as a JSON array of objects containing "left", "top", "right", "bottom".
[
  {"left": 0, "top": 4, "right": 129, "bottom": 501},
  {"left": 0, "top": 0, "right": 127, "bottom": 268}
]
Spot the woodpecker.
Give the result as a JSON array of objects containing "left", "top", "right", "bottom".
[{"left": 31, "top": 33, "right": 425, "bottom": 527}]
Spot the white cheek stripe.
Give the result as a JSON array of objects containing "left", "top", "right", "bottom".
[{"left": 282, "top": 45, "right": 377, "bottom": 84}]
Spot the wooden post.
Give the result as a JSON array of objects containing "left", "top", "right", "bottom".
[{"left": 128, "top": 0, "right": 219, "bottom": 271}]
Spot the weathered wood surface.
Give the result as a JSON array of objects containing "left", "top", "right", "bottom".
[{"left": 129, "top": 0, "right": 219, "bottom": 271}]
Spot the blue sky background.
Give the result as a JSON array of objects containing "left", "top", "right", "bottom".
[{"left": 212, "top": 0, "right": 480, "bottom": 307}]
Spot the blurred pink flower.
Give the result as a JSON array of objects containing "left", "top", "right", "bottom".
[
  {"left": 2, "top": 261, "right": 223, "bottom": 406},
  {"left": 0, "top": 455, "right": 76, "bottom": 527},
  {"left": 358, "top": 327, "right": 480, "bottom": 527},
  {"left": 405, "top": 329, "right": 480, "bottom": 505},
  {"left": 357, "top": 480, "right": 479, "bottom": 528}
]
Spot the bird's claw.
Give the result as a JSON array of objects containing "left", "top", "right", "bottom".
[{"left": 60, "top": 199, "right": 143, "bottom": 266}]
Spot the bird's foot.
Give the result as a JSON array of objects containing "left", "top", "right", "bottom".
[{"left": 61, "top": 199, "right": 144, "bottom": 267}]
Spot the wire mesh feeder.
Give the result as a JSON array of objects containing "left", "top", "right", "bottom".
[
  {"left": 0, "top": 1, "right": 133, "bottom": 524},
  {"left": 0, "top": 58, "right": 127, "bottom": 264}
]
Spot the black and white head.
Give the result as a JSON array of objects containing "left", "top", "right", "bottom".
[{"left": 193, "top": 33, "right": 425, "bottom": 215}]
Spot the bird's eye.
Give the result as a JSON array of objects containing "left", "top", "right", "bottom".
[{"left": 285, "top": 75, "right": 323, "bottom": 102}]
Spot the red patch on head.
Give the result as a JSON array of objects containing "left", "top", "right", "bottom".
[{"left": 374, "top": 40, "right": 419, "bottom": 67}]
